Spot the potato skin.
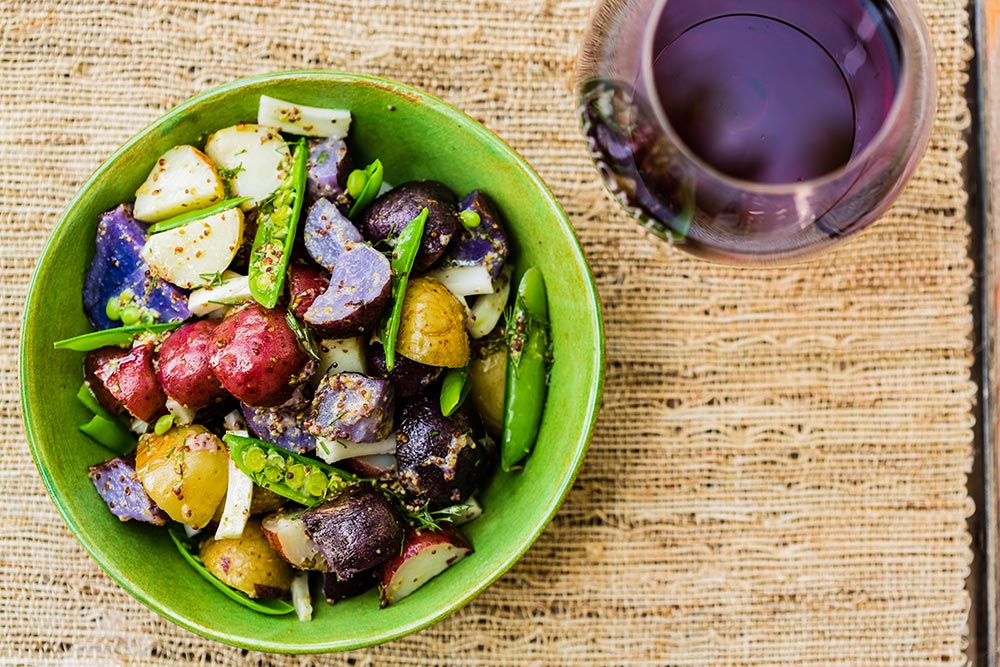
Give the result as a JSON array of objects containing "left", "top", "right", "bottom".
[
  {"left": 396, "top": 276, "right": 470, "bottom": 368},
  {"left": 288, "top": 262, "right": 330, "bottom": 321},
  {"left": 360, "top": 180, "right": 461, "bottom": 272},
  {"left": 395, "top": 397, "right": 491, "bottom": 509},
  {"left": 199, "top": 518, "right": 293, "bottom": 599},
  {"left": 367, "top": 341, "right": 443, "bottom": 398},
  {"left": 156, "top": 320, "right": 228, "bottom": 410},
  {"left": 468, "top": 343, "right": 507, "bottom": 437},
  {"left": 302, "top": 485, "right": 405, "bottom": 580},
  {"left": 304, "top": 242, "right": 391, "bottom": 338},
  {"left": 135, "top": 425, "right": 229, "bottom": 528},
  {"left": 208, "top": 303, "right": 313, "bottom": 407},
  {"left": 85, "top": 342, "right": 167, "bottom": 423}
]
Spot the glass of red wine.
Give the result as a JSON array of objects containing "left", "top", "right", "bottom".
[{"left": 577, "top": 0, "right": 936, "bottom": 263}]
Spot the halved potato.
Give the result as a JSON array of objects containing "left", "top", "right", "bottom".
[
  {"left": 140, "top": 208, "right": 244, "bottom": 289},
  {"left": 133, "top": 145, "right": 225, "bottom": 222},
  {"left": 258, "top": 94, "right": 351, "bottom": 138},
  {"left": 203, "top": 124, "right": 291, "bottom": 209},
  {"left": 135, "top": 424, "right": 229, "bottom": 529}
]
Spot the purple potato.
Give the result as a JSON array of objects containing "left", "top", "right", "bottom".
[
  {"left": 88, "top": 456, "right": 169, "bottom": 525},
  {"left": 359, "top": 180, "right": 461, "bottom": 272},
  {"left": 304, "top": 242, "right": 391, "bottom": 338},
  {"left": 444, "top": 190, "right": 509, "bottom": 280},
  {"left": 306, "top": 136, "right": 352, "bottom": 208},
  {"left": 82, "top": 204, "right": 190, "bottom": 330},
  {"left": 395, "top": 396, "right": 491, "bottom": 510},
  {"left": 303, "top": 198, "right": 363, "bottom": 272},
  {"left": 301, "top": 485, "right": 405, "bottom": 580},
  {"left": 367, "top": 341, "right": 443, "bottom": 398},
  {"left": 323, "top": 569, "right": 376, "bottom": 603},
  {"left": 305, "top": 371, "right": 394, "bottom": 444},
  {"left": 242, "top": 385, "right": 317, "bottom": 454}
]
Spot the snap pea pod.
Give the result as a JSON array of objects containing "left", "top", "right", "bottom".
[
  {"left": 248, "top": 137, "right": 308, "bottom": 309},
  {"left": 223, "top": 433, "right": 356, "bottom": 507},
  {"left": 500, "top": 267, "right": 550, "bottom": 472},
  {"left": 347, "top": 159, "right": 384, "bottom": 219},
  {"left": 440, "top": 365, "right": 470, "bottom": 417},
  {"left": 381, "top": 207, "right": 428, "bottom": 371},
  {"left": 76, "top": 382, "right": 135, "bottom": 453},
  {"left": 54, "top": 322, "right": 182, "bottom": 351},
  {"left": 146, "top": 196, "right": 252, "bottom": 234},
  {"left": 167, "top": 529, "right": 295, "bottom": 615}
]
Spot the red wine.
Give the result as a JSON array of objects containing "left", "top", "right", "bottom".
[
  {"left": 650, "top": 2, "right": 899, "bottom": 185},
  {"left": 577, "top": 0, "right": 920, "bottom": 260}
]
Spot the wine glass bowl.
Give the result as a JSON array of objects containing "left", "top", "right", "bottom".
[{"left": 577, "top": 0, "right": 936, "bottom": 263}]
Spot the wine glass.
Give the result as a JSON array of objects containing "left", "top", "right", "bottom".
[{"left": 576, "top": 0, "right": 936, "bottom": 263}]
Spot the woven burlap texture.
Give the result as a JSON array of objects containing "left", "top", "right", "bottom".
[{"left": 0, "top": 1, "right": 976, "bottom": 665}]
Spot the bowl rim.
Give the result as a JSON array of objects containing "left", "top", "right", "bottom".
[{"left": 19, "top": 70, "right": 605, "bottom": 653}]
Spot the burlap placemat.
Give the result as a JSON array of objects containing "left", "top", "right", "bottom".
[{"left": 0, "top": 0, "right": 976, "bottom": 664}]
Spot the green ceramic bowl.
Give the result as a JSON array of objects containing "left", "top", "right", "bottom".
[{"left": 20, "top": 71, "right": 603, "bottom": 652}]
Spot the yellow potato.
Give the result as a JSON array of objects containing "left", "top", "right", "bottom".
[
  {"left": 135, "top": 425, "right": 228, "bottom": 529},
  {"left": 469, "top": 344, "right": 507, "bottom": 437},
  {"left": 396, "top": 276, "right": 470, "bottom": 368},
  {"left": 199, "top": 518, "right": 293, "bottom": 598}
]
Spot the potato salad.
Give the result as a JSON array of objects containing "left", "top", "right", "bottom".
[{"left": 56, "top": 95, "right": 551, "bottom": 617}]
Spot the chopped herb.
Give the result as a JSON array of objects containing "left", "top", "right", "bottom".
[{"left": 199, "top": 271, "right": 226, "bottom": 287}]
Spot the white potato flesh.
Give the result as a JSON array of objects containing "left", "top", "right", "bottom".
[
  {"left": 133, "top": 145, "right": 226, "bottom": 222},
  {"left": 310, "top": 337, "right": 367, "bottom": 388},
  {"left": 204, "top": 124, "right": 290, "bottom": 209},
  {"left": 315, "top": 433, "right": 396, "bottom": 465},
  {"left": 165, "top": 397, "right": 197, "bottom": 426},
  {"left": 258, "top": 94, "right": 351, "bottom": 138},
  {"left": 380, "top": 535, "right": 472, "bottom": 606},
  {"left": 141, "top": 208, "right": 244, "bottom": 289},
  {"left": 261, "top": 511, "right": 328, "bottom": 571},
  {"left": 188, "top": 271, "right": 253, "bottom": 317},
  {"left": 450, "top": 496, "right": 484, "bottom": 526}
]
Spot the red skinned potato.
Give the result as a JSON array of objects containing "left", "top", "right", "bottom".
[
  {"left": 288, "top": 262, "right": 330, "bottom": 321},
  {"left": 377, "top": 526, "right": 473, "bottom": 607},
  {"left": 304, "top": 242, "right": 391, "bottom": 338},
  {"left": 84, "top": 342, "right": 166, "bottom": 423},
  {"left": 156, "top": 320, "right": 228, "bottom": 410},
  {"left": 209, "top": 303, "right": 313, "bottom": 407}
]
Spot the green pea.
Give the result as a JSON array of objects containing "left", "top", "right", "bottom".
[
  {"left": 105, "top": 297, "right": 121, "bottom": 321},
  {"left": 346, "top": 169, "right": 367, "bottom": 198},
  {"left": 304, "top": 470, "right": 328, "bottom": 497},
  {"left": 285, "top": 463, "right": 307, "bottom": 490},
  {"left": 243, "top": 446, "right": 267, "bottom": 473},
  {"left": 459, "top": 209, "right": 481, "bottom": 230},
  {"left": 153, "top": 414, "right": 174, "bottom": 436},
  {"left": 120, "top": 305, "right": 141, "bottom": 326},
  {"left": 139, "top": 310, "right": 155, "bottom": 325},
  {"left": 262, "top": 465, "right": 284, "bottom": 483},
  {"left": 266, "top": 452, "right": 286, "bottom": 470}
]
